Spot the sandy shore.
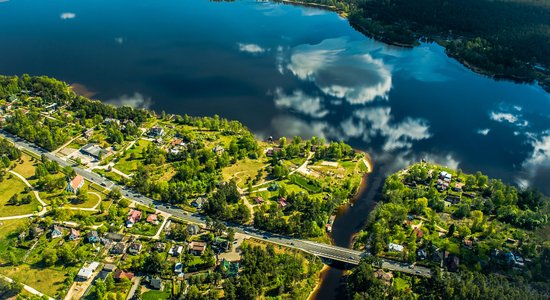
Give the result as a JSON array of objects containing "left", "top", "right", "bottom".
[{"left": 307, "top": 264, "right": 331, "bottom": 300}]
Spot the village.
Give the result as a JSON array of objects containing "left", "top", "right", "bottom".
[{"left": 0, "top": 78, "right": 365, "bottom": 299}]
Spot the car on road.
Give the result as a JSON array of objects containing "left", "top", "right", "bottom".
[
  {"left": 416, "top": 271, "right": 421, "bottom": 274},
  {"left": 349, "top": 256, "right": 354, "bottom": 259},
  {"left": 263, "top": 235, "right": 269, "bottom": 239}
]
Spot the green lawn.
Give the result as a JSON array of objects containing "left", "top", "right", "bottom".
[
  {"left": 114, "top": 139, "right": 152, "bottom": 174},
  {"left": 0, "top": 264, "right": 71, "bottom": 298},
  {"left": 222, "top": 158, "right": 268, "bottom": 188},
  {"left": 0, "top": 176, "right": 40, "bottom": 217},
  {"left": 142, "top": 289, "right": 171, "bottom": 300},
  {"left": 12, "top": 153, "right": 37, "bottom": 179},
  {"left": 0, "top": 219, "right": 28, "bottom": 264}
]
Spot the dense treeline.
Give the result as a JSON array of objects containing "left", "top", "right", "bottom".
[
  {"left": 222, "top": 244, "right": 321, "bottom": 300},
  {"left": 292, "top": 0, "right": 550, "bottom": 91},
  {"left": 0, "top": 138, "right": 21, "bottom": 169},
  {"left": 5, "top": 110, "right": 72, "bottom": 151}
]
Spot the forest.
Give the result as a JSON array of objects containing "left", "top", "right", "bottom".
[{"left": 289, "top": 0, "right": 550, "bottom": 91}]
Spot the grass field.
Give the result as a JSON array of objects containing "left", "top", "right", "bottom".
[
  {"left": 222, "top": 158, "right": 267, "bottom": 188},
  {"left": 142, "top": 289, "right": 171, "bottom": 300},
  {"left": 12, "top": 153, "right": 37, "bottom": 179},
  {"left": 0, "top": 264, "right": 70, "bottom": 297},
  {"left": 114, "top": 139, "right": 152, "bottom": 174},
  {"left": 0, "top": 219, "right": 28, "bottom": 264},
  {"left": 0, "top": 175, "right": 40, "bottom": 217}
]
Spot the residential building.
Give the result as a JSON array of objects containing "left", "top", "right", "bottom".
[
  {"left": 150, "top": 277, "right": 163, "bottom": 290},
  {"left": 153, "top": 242, "right": 165, "bottom": 252},
  {"left": 148, "top": 126, "right": 164, "bottom": 137},
  {"left": 388, "top": 243, "right": 404, "bottom": 252},
  {"left": 111, "top": 242, "right": 126, "bottom": 254},
  {"left": 191, "top": 197, "right": 207, "bottom": 209},
  {"left": 106, "top": 232, "right": 124, "bottom": 242},
  {"left": 113, "top": 270, "right": 134, "bottom": 281},
  {"left": 220, "top": 259, "right": 239, "bottom": 277},
  {"left": 278, "top": 197, "right": 287, "bottom": 208},
  {"left": 254, "top": 197, "right": 264, "bottom": 204},
  {"left": 51, "top": 225, "right": 63, "bottom": 239},
  {"left": 81, "top": 143, "right": 111, "bottom": 159},
  {"left": 146, "top": 214, "right": 159, "bottom": 225},
  {"left": 212, "top": 145, "right": 224, "bottom": 154},
  {"left": 86, "top": 230, "right": 99, "bottom": 243},
  {"left": 189, "top": 241, "right": 206, "bottom": 256},
  {"left": 30, "top": 226, "right": 44, "bottom": 238},
  {"left": 68, "top": 228, "right": 80, "bottom": 240},
  {"left": 186, "top": 224, "right": 200, "bottom": 236},
  {"left": 126, "top": 209, "right": 142, "bottom": 227},
  {"left": 128, "top": 242, "right": 143, "bottom": 255},
  {"left": 66, "top": 175, "right": 85, "bottom": 194}
]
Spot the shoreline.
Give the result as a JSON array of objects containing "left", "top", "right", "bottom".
[
  {"left": 307, "top": 264, "right": 330, "bottom": 300},
  {"left": 279, "top": 0, "right": 548, "bottom": 93}
]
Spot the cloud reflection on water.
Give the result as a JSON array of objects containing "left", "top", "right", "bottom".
[{"left": 286, "top": 38, "right": 392, "bottom": 104}]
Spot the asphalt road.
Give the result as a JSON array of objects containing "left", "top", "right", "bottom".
[{"left": 0, "top": 130, "right": 432, "bottom": 277}]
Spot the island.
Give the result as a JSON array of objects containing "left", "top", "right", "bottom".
[{"left": 0, "top": 74, "right": 368, "bottom": 299}]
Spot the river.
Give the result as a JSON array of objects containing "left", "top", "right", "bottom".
[{"left": 1, "top": 0, "right": 549, "bottom": 298}]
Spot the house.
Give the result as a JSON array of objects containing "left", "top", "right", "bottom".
[
  {"left": 148, "top": 126, "right": 164, "bottom": 137},
  {"left": 86, "top": 230, "right": 99, "bottom": 243},
  {"left": 153, "top": 242, "right": 165, "bottom": 252},
  {"left": 83, "top": 128, "right": 94, "bottom": 139},
  {"left": 453, "top": 182, "right": 465, "bottom": 192},
  {"left": 417, "top": 248, "right": 427, "bottom": 260},
  {"left": 171, "top": 139, "right": 186, "bottom": 147},
  {"left": 51, "top": 225, "right": 63, "bottom": 239},
  {"left": 81, "top": 143, "right": 111, "bottom": 159},
  {"left": 126, "top": 209, "right": 142, "bottom": 227},
  {"left": 68, "top": 228, "right": 80, "bottom": 240},
  {"left": 106, "top": 233, "right": 124, "bottom": 242},
  {"left": 66, "top": 175, "right": 85, "bottom": 194},
  {"left": 191, "top": 197, "right": 207, "bottom": 209},
  {"left": 104, "top": 118, "right": 121, "bottom": 125},
  {"left": 278, "top": 197, "right": 288, "bottom": 208},
  {"left": 413, "top": 228, "right": 424, "bottom": 239},
  {"left": 30, "top": 226, "right": 44, "bottom": 238},
  {"left": 265, "top": 148, "right": 275, "bottom": 157},
  {"left": 220, "top": 259, "right": 239, "bottom": 277},
  {"left": 267, "top": 183, "right": 279, "bottom": 191},
  {"left": 174, "top": 262, "right": 183, "bottom": 274},
  {"left": 113, "top": 270, "right": 134, "bottom": 281},
  {"left": 128, "top": 242, "right": 142, "bottom": 255},
  {"left": 254, "top": 197, "right": 264, "bottom": 204},
  {"left": 374, "top": 269, "right": 393, "bottom": 285},
  {"left": 463, "top": 238, "right": 474, "bottom": 249},
  {"left": 150, "top": 277, "right": 164, "bottom": 290},
  {"left": 18, "top": 231, "right": 27, "bottom": 241},
  {"left": 103, "top": 264, "right": 117, "bottom": 272},
  {"left": 146, "top": 214, "right": 159, "bottom": 225},
  {"left": 111, "top": 242, "right": 126, "bottom": 254},
  {"left": 77, "top": 267, "right": 94, "bottom": 281},
  {"left": 76, "top": 262, "right": 100, "bottom": 281},
  {"left": 212, "top": 145, "right": 224, "bottom": 154},
  {"left": 189, "top": 241, "right": 206, "bottom": 256},
  {"left": 169, "top": 245, "right": 183, "bottom": 257},
  {"left": 388, "top": 243, "right": 404, "bottom": 252},
  {"left": 186, "top": 224, "right": 200, "bottom": 236}
]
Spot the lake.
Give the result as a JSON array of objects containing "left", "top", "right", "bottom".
[{"left": 1, "top": 0, "right": 549, "bottom": 298}]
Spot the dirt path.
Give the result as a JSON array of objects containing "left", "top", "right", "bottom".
[
  {"left": 0, "top": 274, "right": 54, "bottom": 300},
  {"left": 0, "top": 171, "right": 48, "bottom": 221}
]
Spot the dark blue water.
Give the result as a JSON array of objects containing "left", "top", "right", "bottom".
[{"left": 1, "top": 0, "right": 549, "bottom": 298}]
